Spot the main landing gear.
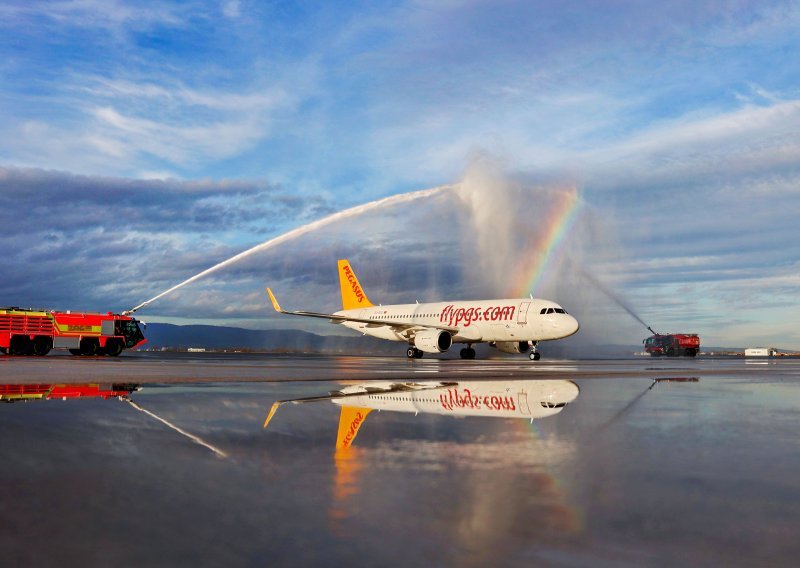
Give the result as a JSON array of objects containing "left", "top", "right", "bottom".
[
  {"left": 528, "top": 341, "right": 541, "bottom": 361},
  {"left": 406, "top": 346, "right": 424, "bottom": 359},
  {"left": 459, "top": 346, "right": 476, "bottom": 359}
]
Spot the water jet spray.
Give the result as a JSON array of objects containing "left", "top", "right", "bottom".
[
  {"left": 579, "top": 270, "right": 657, "bottom": 334},
  {"left": 125, "top": 184, "right": 455, "bottom": 314}
]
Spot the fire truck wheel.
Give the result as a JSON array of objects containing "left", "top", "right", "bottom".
[
  {"left": 69, "top": 349, "right": 82, "bottom": 356},
  {"left": 9, "top": 335, "right": 32, "bottom": 356},
  {"left": 79, "top": 338, "right": 99, "bottom": 356},
  {"left": 32, "top": 337, "right": 52, "bottom": 356},
  {"left": 104, "top": 339, "right": 123, "bottom": 357}
]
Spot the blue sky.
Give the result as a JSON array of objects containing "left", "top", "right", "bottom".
[{"left": 1, "top": 1, "right": 799, "bottom": 349}]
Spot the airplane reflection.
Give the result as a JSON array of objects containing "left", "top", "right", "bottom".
[
  {"left": 303, "top": 379, "right": 583, "bottom": 542},
  {"left": 264, "top": 379, "right": 580, "bottom": 448},
  {"left": 0, "top": 383, "right": 139, "bottom": 403}
]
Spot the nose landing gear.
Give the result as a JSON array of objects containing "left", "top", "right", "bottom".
[{"left": 528, "top": 341, "right": 541, "bottom": 361}]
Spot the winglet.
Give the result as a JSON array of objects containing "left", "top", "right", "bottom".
[
  {"left": 266, "top": 288, "right": 283, "bottom": 313},
  {"left": 263, "top": 401, "right": 282, "bottom": 429}
]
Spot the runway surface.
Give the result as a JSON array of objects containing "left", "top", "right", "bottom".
[
  {"left": 2, "top": 350, "right": 797, "bottom": 383},
  {"left": 1, "top": 353, "right": 799, "bottom": 566}
]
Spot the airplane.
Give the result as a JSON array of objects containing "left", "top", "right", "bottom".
[
  {"left": 266, "top": 259, "right": 579, "bottom": 360},
  {"left": 263, "top": 379, "right": 580, "bottom": 449}
]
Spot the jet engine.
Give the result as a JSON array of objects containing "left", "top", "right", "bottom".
[
  {"left": 493, "top": 341, "right": 530, "bottom": 355},
  {"left": 414, "top": 329, "right": 453, "bottom": 353}
]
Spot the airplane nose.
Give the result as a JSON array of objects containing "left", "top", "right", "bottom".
[{"left": 566, "top": 315, "right": 579, "bottom": 337}]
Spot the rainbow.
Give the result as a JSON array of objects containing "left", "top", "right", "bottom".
[
  {"left": 512, "top": 419, "right": 584, "bottom": 533},
  {"left": 513, "top": 186, "right": 582, "bottom": 297}
]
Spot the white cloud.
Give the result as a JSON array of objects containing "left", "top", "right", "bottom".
[
  {"left": 0, "top": 0, "right": 189, "bottom": 32},
  {"left": 80, "top": 77, "right": 286, "bottom": 113},
  {"left": 221, "top": 0, "right": 240, "bottom": 19}
]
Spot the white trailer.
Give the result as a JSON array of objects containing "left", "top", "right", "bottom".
[{"left": 744, "top": 347, "right": 776, "bottom": 357}]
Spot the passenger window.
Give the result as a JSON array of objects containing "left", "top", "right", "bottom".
[{"left": 540, "top": 308, "right": 546, "bottom": 314}]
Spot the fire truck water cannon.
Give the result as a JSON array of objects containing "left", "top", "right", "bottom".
[{"left": 0, "top": 307, "right": 147, "bottom": 357}]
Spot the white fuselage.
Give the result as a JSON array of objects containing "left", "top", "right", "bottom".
[
  {"left": 335, "top": 299, "right": 579, "bottom": 343},
  {"left": 332, "top": 380, "right": 580, "bottom": 419}
]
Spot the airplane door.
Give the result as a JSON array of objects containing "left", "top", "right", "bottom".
[
  {"left": 517, "top": 390, "right": 531, "bottom": 415},
  {"left": 517, "top": 302, "right": 530, "bottom": 324}
]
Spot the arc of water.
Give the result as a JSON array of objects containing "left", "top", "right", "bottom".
[
  {"left": 126, "top": 184, "right": 455, "bottom": 314},
  {"left": 125, "top": 398, "right": 228, "bottom": 458},
  {"left": 579, "top": 269, "right": 653, "bottom": 332}
]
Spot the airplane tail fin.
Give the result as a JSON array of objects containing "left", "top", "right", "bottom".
[
  {"left": 336, "top": 406, "right": 373, "bottom": 449},
  {"left": 337, "top": 259, "right": 374, "bottom": 311}
]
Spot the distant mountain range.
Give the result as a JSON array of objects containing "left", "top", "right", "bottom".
[
  {"left": 141, "top": 322, "right": 788, "bottom": 358},
  {"left": 141, "top": 322, "right": 400, "bottom": 354}
]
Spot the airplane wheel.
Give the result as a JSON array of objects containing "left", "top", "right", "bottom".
[
  {"left": 414, "top": 348, "right": 424, "bottom": 359},
  {"left": 529, "top": 351, "right": 541, "bottom": 361},
  {"left": 460, "top": 347, "right": 476, "bottom": 360},
  {"left": 407, "top": 347, "right": 416, "bottom": 359}
]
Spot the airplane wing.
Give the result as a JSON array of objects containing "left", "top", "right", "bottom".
[
  {"left": 266, "top": 288, "right": 459, "bottom": 333},
  {"left": 263, "top": 381, "right": 458, "bottom": 428}
]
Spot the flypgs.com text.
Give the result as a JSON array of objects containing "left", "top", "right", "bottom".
[
  {"left": 439, "top": 304, "right": 516, "bottom": 327},
  {"left": 439, "top": 387, "right": 517, "bottom": 412}
]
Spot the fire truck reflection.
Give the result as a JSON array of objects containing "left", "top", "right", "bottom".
[{"left": 0, "top": 383, "right": 139, "bottom": 403}]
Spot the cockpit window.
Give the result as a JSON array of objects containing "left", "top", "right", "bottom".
[{"left": 542, "top": 307, "right": 569, "bottom": 314}]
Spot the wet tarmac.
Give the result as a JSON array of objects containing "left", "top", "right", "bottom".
[{"left": 1, "top": 353, "right": 799, "bottom": 566}]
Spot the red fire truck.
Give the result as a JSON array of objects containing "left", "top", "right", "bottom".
[
  {"left": 0, "top": 307, "right": 146, "bottom": 356},
  {"left": 643, "top": 333, "right": 700, "bottom": 357},
  {"left": 0, "top": 383, "right": 139, "bottom": 402}
]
